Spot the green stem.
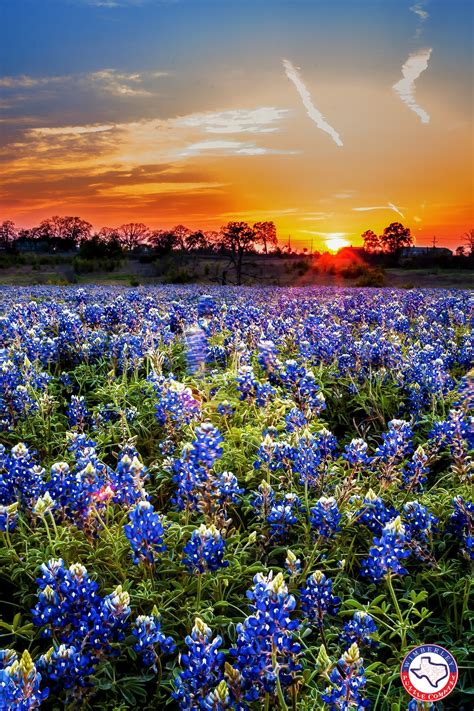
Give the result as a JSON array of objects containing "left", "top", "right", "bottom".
[
  {"left": 272, "top": 644, "right": 288, "bottom": 711},
  {"left": 386, "top": 573, "right": 407, "bottom": 648}
]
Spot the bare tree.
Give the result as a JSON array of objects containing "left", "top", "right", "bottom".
[
  {"left": 218, "top": 221, "right": 258, "bottom": 285},
  {"left": 0, "top": 220, "right": 17, "bottom": 249},
  {"left": 463, "top": 228, "right": 474, "bottom": 255},
  {"left": 117, "top": 222, "right": 150, "bottom": 251},
  {"left": 253, "top": 221, "right": 277, "bottom": 254}
]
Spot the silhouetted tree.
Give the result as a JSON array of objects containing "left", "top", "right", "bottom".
[
  {"left": 218, "top": 221, "right": 258, "bottom": 285},
  {"left": 37, "top": 216, "right": 92, "bottom": 250},
  {"left": 455, "top": 246, "right": 466, "bottom": 257},
  {"left": 463, "top": 228, "right": 474, "bottom": 255},
  {"left": 362, "top": 229, "right": 381, "bottom": 253},
  {"left": 117, "top": 222, "right": 150, "bottom": 251},
  {"left": 380, "top": 222, "right": 413, "bottom": 255},
  {"left": 151, "top": 229, "right": 179, "bottom": 254},
  {"left": 253, "top": 221, "right": 277, "bottom": 254},
  {"left": 0, "top": 220, "right": 17, "bottom": 249},
  {"left": 171, "top": 225, "right": 192, "bottom": 251},
  {"left": 184, "top": 230, "right": 208, "bottom": 251}
]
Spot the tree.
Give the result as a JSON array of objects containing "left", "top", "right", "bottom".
[
  {"left": 36, "top": 216, "right": 92, "bottom": 249},
  {"left": 253, "top": 221, "right": 277, "bottom": 254},
  {"left": 463, "top": 228, "right": 474, "bottom": 255},
  {"left": 455, "top": 246, "right": 466, "bottom": 257},
  {"left": 0, "top": 220, "right": 17, "bottom": 249},
  {"left": 172, "top": 225, "right": 192, "bottom": 251},
  {"left": 380, "top": 222, "right": 413, "bottom": 255},
  {"left": 361, "top": 229, "right": 381, "bottom": 253},
  {"left": 218, "top": 221, "right": 258, "bottom": 285},
  {"left": 117, "top": 223, "right": 150, "bottom": 251},
  {"left": 150, "top": 229, "right": 178, "bottom": 254},
  {"left": 184, "top": 230, "right": 208, "bottom": 252}
]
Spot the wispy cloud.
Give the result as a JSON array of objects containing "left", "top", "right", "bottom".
[
  {"left": 282, "top": 58, "right": 343, "bottom": 147},
  {"left": 176, "top": 107, "right": 289, "bottom": 134},
  {"left": 393, "top": 48, "right": 432, "bottom": 124},
  {"left": 0, "top": 68, "right": 167, "bottom": 97},
  {"left": 0, "top": 75, "right": 65, "bottom": 88},
  {"left": 89, "top": 69, "right": 161, "bottom": 96},
  {"left": 178, "top": 139, "right": 296, "bottom": 157},
  {"left": 353, "top": 203, "right": 405, "bottom": 218},
  {"left": 410, "top": 2, "right": 429, "bottom": 38}
]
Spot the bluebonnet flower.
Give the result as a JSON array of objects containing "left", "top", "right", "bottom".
[
  {"left": 251, "top": 480, "right": 275, "bottom": 520},
  {"left": 0, "top": 501, "right": 19, "bottom": 532},
  {"left": 152, "top": 374, "right": 201, "bottom": 430},
  {"left": 402, "top": 501, "right": 438, "bottom": 545},
  {"left": 173, "top": 617, "right": 225, "bottom": 710},
  {"left": 267, "top": 493, "right": 300, "bottom": 541},
  {"left": 402, "top": 445, "right": 430, "bottom": 491},
  {"left": 185, "top": 326, "right": 207, "bottom": 374},
  {"left": 66, "top": 395, "right": 90, "bottom": 431},
  {"left": 217, "top": 400, "right": 233, "bottom": 417},
  {"left": 236, "top": 366, "right": 275, "bottom": 407},
  {"left": 38, "top": 644, "right": 94, "bottom": 692},
  {"left": 183, "top": 524, "right": 228, "bottom": 574},
  {"left": 32, "top": 560, "right": 130, "bottom": 691},
  {"left": 231, "top": 572, "right": 301, "bottom": 702},
  {"left": 353, "top": 489, "right": 398, "bottom": 535},
  {"left": 111, "top": 449, "right": 148, "bottom": 506},
  {"left": 310, "top": 497, "right": 341, "bottom": 540},
  {"left": 322, "top": 643, "right": 370, "bottom": 710},
  {"left": 343, "top": 438, "right": 370, "bottom": 468},
  {"left": 297, "top": 370, "right": 326, "bottom": 417},
  {"left": 257, "top": 340, "right": 280, "bottom": 374},
  {"left": 0, "top": 443, "right": 45, "bottom": 509},
  {"left": 300, "top": 570, "right": 341, "bottom": 628},
  {"left": 197, "top": 294, "right": 217, "bottom": 319},
  {"left": 340, "top": 612, "right": 378, "bottom": 649},
  {"left": 0, "top": 649, "right": 49, "bottom": 709},
  {"left": 285, "top": 549, "right": 302, "bottom": 577},
  {"left": 373, "top": 419, "right": 413, "bottom": 484},
  {"left": 124, "top": 501, "right": 167, "bottom": 565},
  {"left": 132, "top": 614, "right": 175, "bottom": 671},
  {"left": 285, "top": 407, "right": 308, "bottom": 432},
  {"left": 449, "top": 496, "right": 474, "bottom": 560},
  {"left": 360, "top": 516, "right": 410, "bottom": 583}
]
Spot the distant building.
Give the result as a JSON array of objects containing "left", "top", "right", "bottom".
[{"left": 399, "top": 246, "right": 452, "bottom": 258}]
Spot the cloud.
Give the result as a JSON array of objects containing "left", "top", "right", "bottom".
[
  {"left": 410, "top": 3, "right": 429, "bottom": 38},
  {"left": 88, "top": 69, "right": 159, "bottom": 96},
  {"left": 353, "top": 203, "right": 405, "bottom": 218},
  {"left": 178, "top": 139, "right": 296, "bottom": 157},
  {"left": 393, "top": 48, "right": 432, "bottom": 124},
  {"left": 282, "top": 58, "right": 343, "bottom": 147},
  {"left": 0, "top": 68, "right": 167, "bottom": 98},
  {"left": 0, "top": 75, "right": 66, "bottom": 88},
  {"left": 176, "top": 107, "right": 289, "bottom": 134}
]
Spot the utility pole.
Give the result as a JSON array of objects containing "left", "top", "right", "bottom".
[
  {"left": 432, "top": 235, "right": 437, "bottom": 249},
  {"left": 310, "top": 236, "right": 313, "bottom": 256},
  {"left": 287, "top": 234, "right": 291, "bottom": 252}
]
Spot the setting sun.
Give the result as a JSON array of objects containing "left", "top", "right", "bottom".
[{"left": 325, "top": 234, "right": 350, "bottom": 252}]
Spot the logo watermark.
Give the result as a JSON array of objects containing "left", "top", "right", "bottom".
[{"left": 400, "top": 644, "right": 458, "bottom": 702}]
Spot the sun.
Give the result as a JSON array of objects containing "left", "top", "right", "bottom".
[{"left": 325, "top": 234, "right": 350, "bottom": 252}]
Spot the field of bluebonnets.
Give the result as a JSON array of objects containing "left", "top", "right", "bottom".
[{"left": 0, "top": 284, "right": 472, "bottom": 710}]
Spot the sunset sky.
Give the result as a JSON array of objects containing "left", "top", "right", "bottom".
[{"left": 1, "top": 0, "right": 472, "bottom": 250}]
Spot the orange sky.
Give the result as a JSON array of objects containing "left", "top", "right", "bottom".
[{"left": 1, "top": 0, "right": 473, "bottom": 250}]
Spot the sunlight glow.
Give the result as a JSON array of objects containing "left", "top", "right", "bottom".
[{"left": 325, "top": 234, "right": 350, "bottom": 252}]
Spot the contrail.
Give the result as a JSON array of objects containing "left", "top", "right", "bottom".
[
  {"left": 353, "top": 203, "right": 405, "bottom": 219},
  {"left": 282, "top": 58, "right": 343, "bottom": 147},
  {"left": 393, "top": 48, "right": 432, "bottom": 124}
]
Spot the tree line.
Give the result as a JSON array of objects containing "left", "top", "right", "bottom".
[{"left": 0, "top": 217, "right": 278, "bottom": 285}]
